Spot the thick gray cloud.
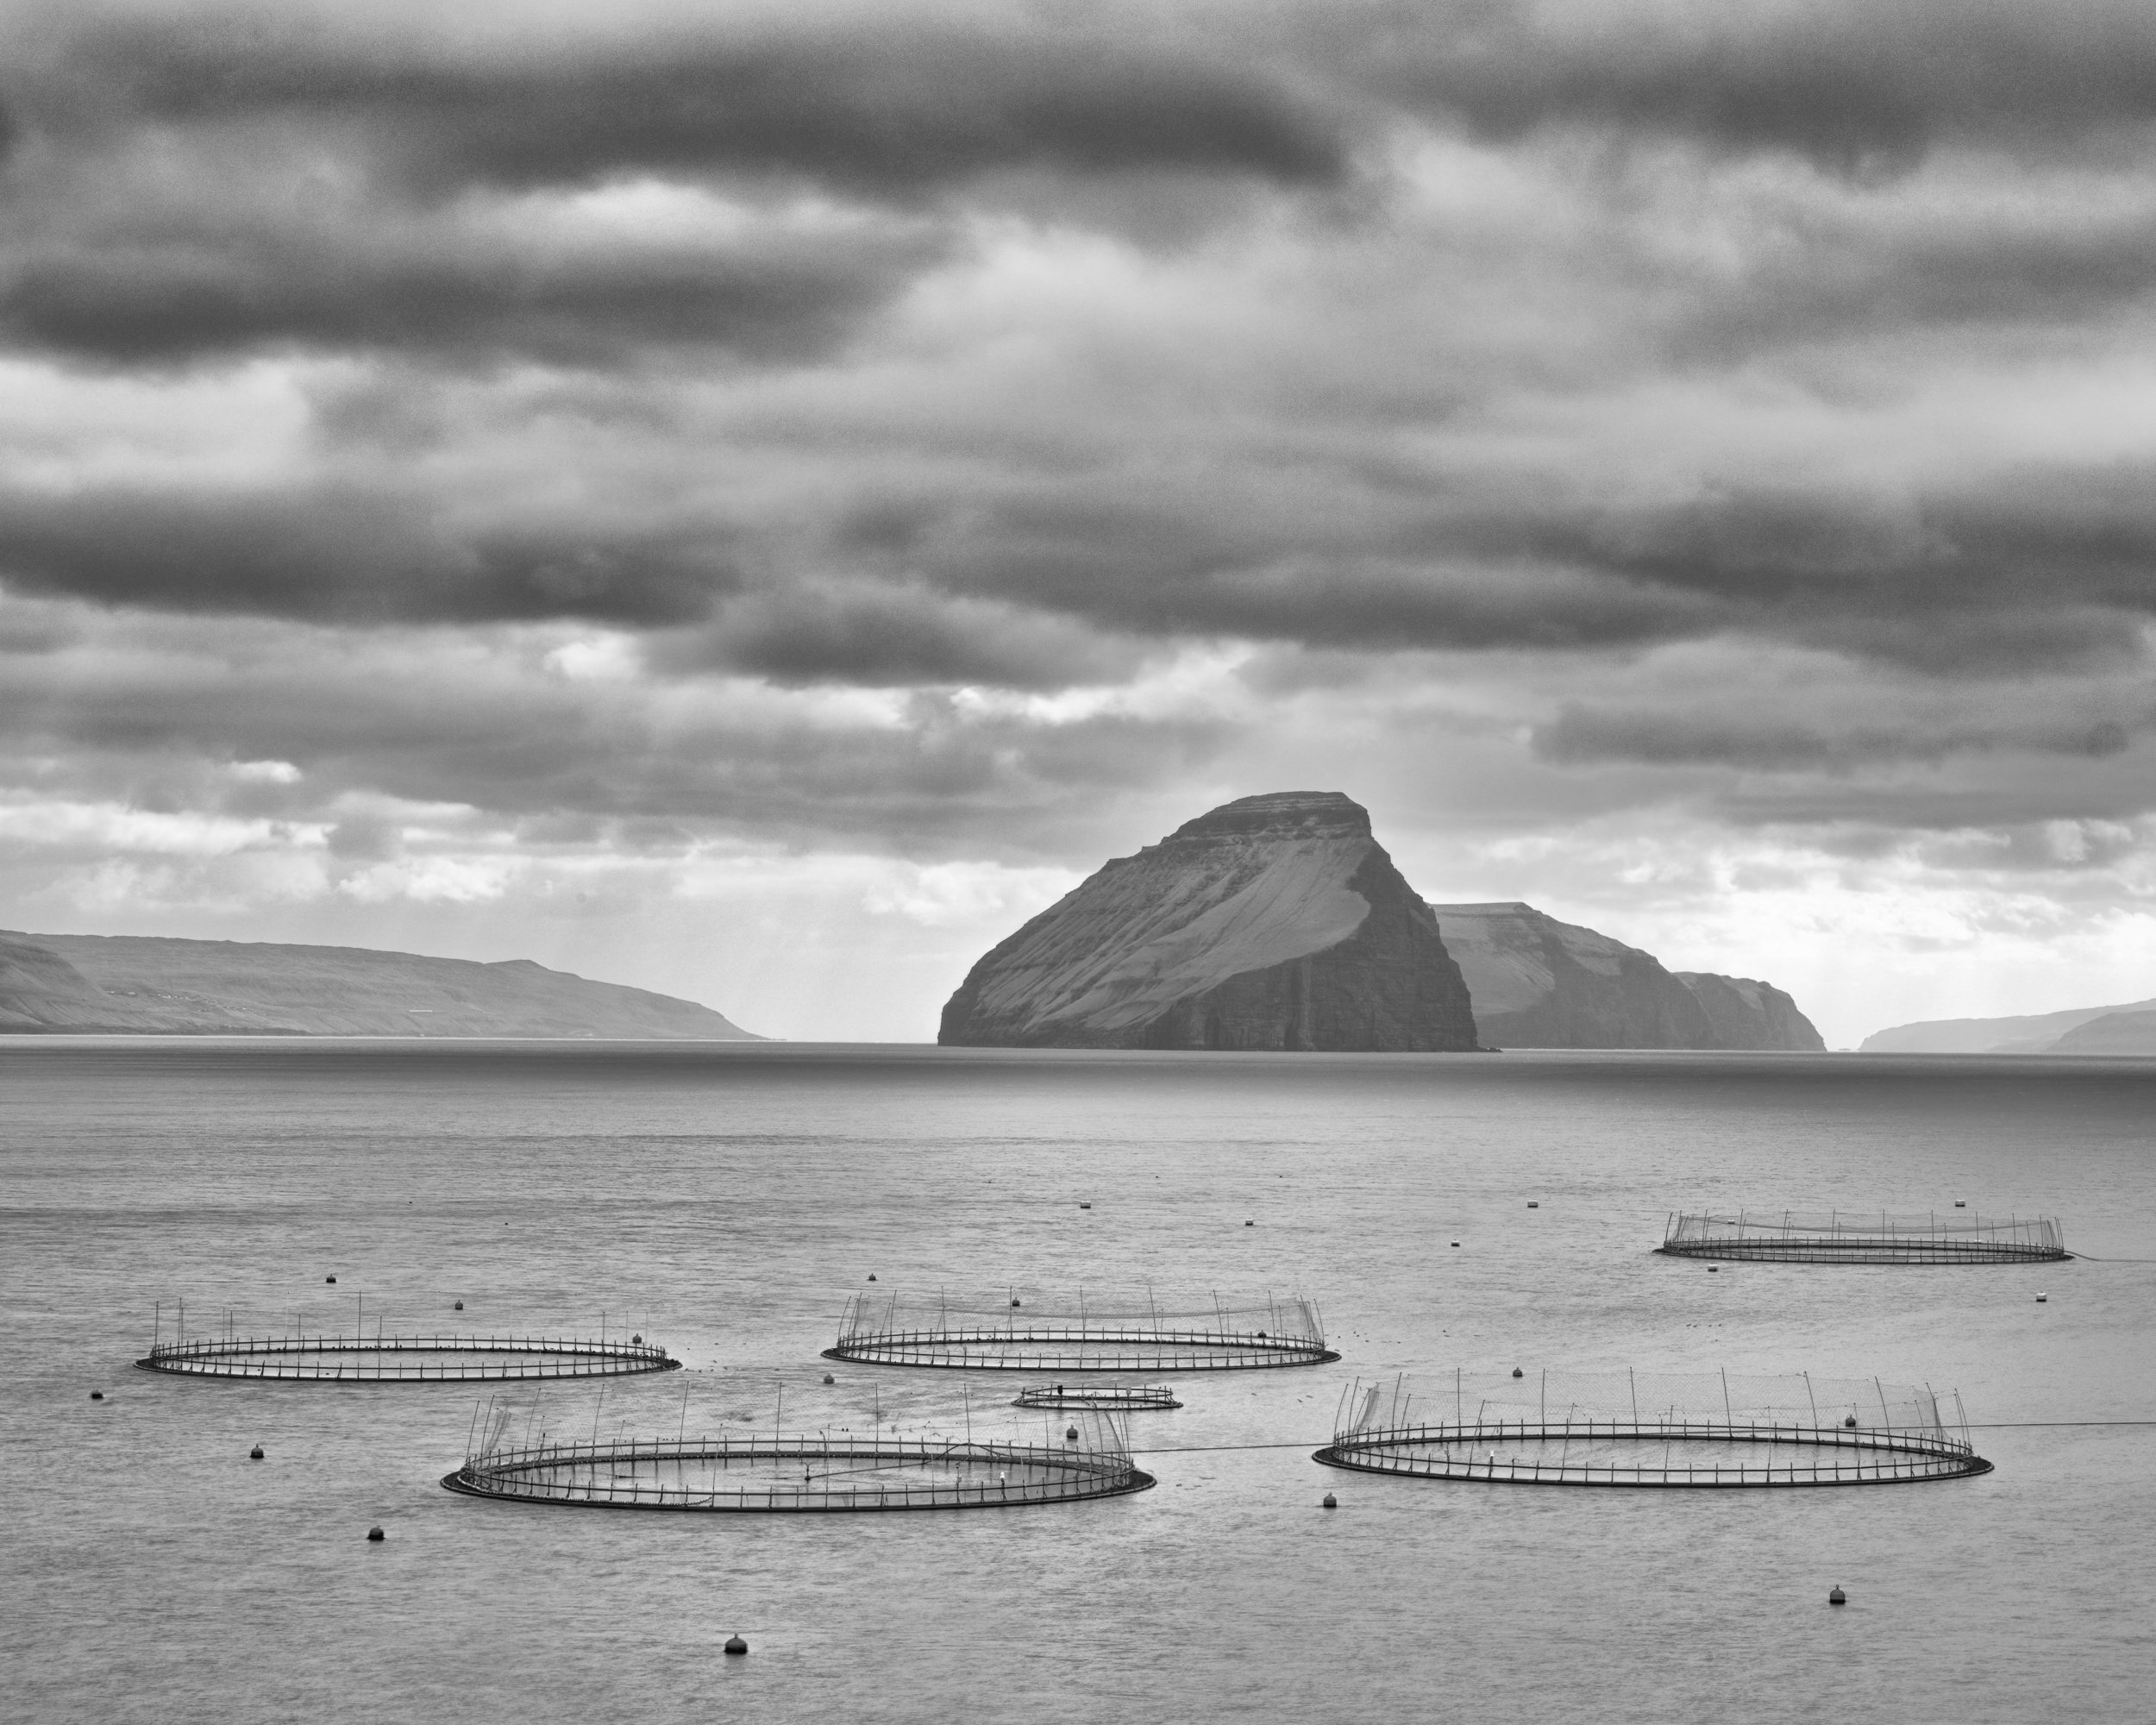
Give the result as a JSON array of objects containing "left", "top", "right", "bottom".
[
  {"left": 34, "top": 9, "right": 1345, "bottom": 199},
  {"left": 1335, "top": 0, "right": 2156, "bottom": 172},
  {"left": 2, "top": 213, "right": 947, "bottom": 366},
  {"left": 0, "top": 485, "right": 736, "bottom": 623},
  {"left": 6, "top": 0, "right": 2156, "bottom": 899}
]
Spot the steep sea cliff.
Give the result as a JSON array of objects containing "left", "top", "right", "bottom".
[{"left": 938, "top": 791, "right": 1480, "bottom": 1051}]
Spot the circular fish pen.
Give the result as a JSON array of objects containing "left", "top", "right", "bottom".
[
  {"left": 1314, "top": 1371, "right": 1992, "bottom": 1488},
  {"left": 1659, "top": 1211, "right": 2068, "bottom": 1264},
  {"left": 824, "top": 1291, "right": 1338, "bottom": 1372},
  {"left": 442, "top": 1432, "right": 1154, "bottom": 1512},
  {"left": 135, "top": 1333, "right": 680, "bottom": 1382},
  {"left": 1012, "top": 1384, "right": 1182, "bottom": 1411}
]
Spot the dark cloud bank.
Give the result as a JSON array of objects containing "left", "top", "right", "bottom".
[{"left": 5, "top": 1, "right": 2156, "bottom": 859}]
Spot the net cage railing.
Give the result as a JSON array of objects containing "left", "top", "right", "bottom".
[
  {"left": 824, "top": 1290, "right": 1338, "bottom": 1371},
  {"left": 1658, "top": 1211, "right": 2068, "bottom": 1264},
  {"left": 1313, "top": 1371, "right": 1993, "bottom": 1488},
  {"left": 1012, "top": 1384, "right": 1182, "bottom": 1411},
  {"left": 442, "top": 1416, "right": 1154, "bottom": 1512},
  {"left": 135, "top": 1332, "right": 680, "bottom": 1382}
]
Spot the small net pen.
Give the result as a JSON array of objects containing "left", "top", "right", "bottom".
[
  {"left": 1313, "top": 1371, "right": 1992, "bottom": 1489},
  {"left": 442, "top": 1408, "right": 1153, "bottom": 1512},
  {"left": 137, "top": 1333, "right": 678, "bottom": 1382},
  {"left": 824, "top": 1289, "right": 1338, "bottom": 1371},
  {"left": 1012, "top": 1384, "right": 1182, "bottom": 1411},
  {"left": 1659, "top": 1211, "right": 2068, "bottom": 1264}
]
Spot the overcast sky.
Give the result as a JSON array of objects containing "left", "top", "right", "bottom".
[{"left": 7, "top": 0, "right": 2156, "bottom": 1044}]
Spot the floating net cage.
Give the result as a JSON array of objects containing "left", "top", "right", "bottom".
[
  {"left": 135, "top": 1299, "right": 679, "bottom": 1382},
  {"left": 1314, "top": 1371, "right": 1992, "bottom": 1489},
  {"left": 1012, "top": 1384, "right": 1182, "bottom": 1411},
  {"left": 824, "top": 1290, "right": 1338, "bottom": 1372},
  {"left": 1659, "top": 1210, "right": 2069, "bottom": 1264},
  {"left": 442, "top": 1408, "right": 1153, "bottom": 1513}
]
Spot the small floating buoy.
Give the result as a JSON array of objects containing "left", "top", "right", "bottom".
[
  {"left": 1244, "top": 1220, "right": 1255, "bottom": 1226},
  {"left": 724, "top": 1635, "right": 748, "bottom": 1656},
  {"left": 1079, "top": 1201, "right": 1091, "bottom": 1209},
  {"left": 1322, "top": 1492, "right": 1338, "bottom": 1509},
  {"left": 1844, "top": 1414, "right": 1858, "bottom": 1428},
  {"left": 1708, "top": 1265, "right": 1719, "bottom": 1272},
  {"left": 91, "top": 1390, "right": 104, "bottom": 1401},
  {"left": 2036, "top": 1293, "right": 2047, "bottom": 1302},
  {"left": 249, "top": 1445, "right": 264, "bottom": 1460},
  {"left": 1954, "top": 1201, "right": 1966, "bottom": 1208},
  {"left": 1450, "top": 1240, "right": 1459, "bottom": 1248},
  {"left": 325, "top": 1276, "right": 336, "bottom": 1284},
  {"left": 1511, "top": 1367, "right": 1523, "bottom": 1378},
  {"left": 1011, "top": 1297, "right": 1021, "bottom": 1308},
  {"left": 366, "top": 1526, "right": 385, "bottom": 1542},
  {"left": 1828, "top": 1586, "right": 1846, "bottom": 1605},
  {"left": 453, "top": 1301, "right": 463, "bottom": 1311},
  {"left": 630, "top": 1333, "right": 642, "bottom": 1345},
  {"left": 1065, "top": 1425, "right": 1080, "bottom": 1442},
  {"left": 822, "top": 1373, "right": 835, "bottom": 1385},
  {"left": 1527, "top": 1201, "right": 1539, "bottom": 1208}
]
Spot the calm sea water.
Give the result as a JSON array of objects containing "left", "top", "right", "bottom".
[{"left": 5, "top": 1041, "right": 2153, "bottom": 1723}]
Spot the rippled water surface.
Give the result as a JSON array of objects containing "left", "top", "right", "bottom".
[{"left": 5, "top": 1040, "right": 2154, "bottom": 1723}]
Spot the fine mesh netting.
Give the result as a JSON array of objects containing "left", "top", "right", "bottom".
[
  {"left": 1315, "top": 1371, "right": 1991, "bottom": 1488},
  {"left": 824, "top": 1289, "right": 1337, "bottom": 1371},
  {"left": 139, "top": 1333, "right": 678, "bottom": 1382},
  {"left": 443, "top": 1406, "right": 1152, "bottom": 1511},
  {"left": 1659, "top": 1211, "right": 2067, "bottom": 1263}
]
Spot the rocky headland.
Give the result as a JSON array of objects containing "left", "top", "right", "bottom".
[
  {"left": 0, "top": 931, "right": 758, "bottom": 1038},
  {"left": 1426, "top": 901, "right": 1824, "bottom": 1051},
  {"left": 937, "top": 791, "right": 1482, "bottom": 1051}
]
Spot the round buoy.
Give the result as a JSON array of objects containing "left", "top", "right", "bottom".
[
  {"left": 91, "top": 1390, "right": 104, "bottom": 1402},
  {"left": 2036, "top": 1293, "right": 2047, "bottom": 1302},
  {"left": 630, "top": 1333, "right": 642, "bottom": 1345},
  {"left": 1527, "top": 1201, "right": 1539, "bottom": 1208},
  {"left": 868, "top": 1274, "right": 876, "bottom": 1282},
  {"left": 1079, "top": 1201, "right": 1091, "bottom": 1209},
  {"left": 366, "top": 1526, "right": 385, "bottom": 1542},
  {"left": 1844, "top": 1414, "right": 1858, "bottom": 1428},
  {"left": 1828, "top": 1587, "right": 1846, "bottom": 1605},
  {"left": 1512, "top": 1367, "right": 1524, "bottom": 1378},
  {"left": 822, "top": 1372, "right": 835, "bottom": 1385},
  {"left": 1322, "top": 1492, "right": 1338, "bottom": 1509},
  {"left": 249, "top": 1445, "right": 264, "bottom": 1460},
  {"left": 325, "top": 1276, "right": 336, "bottom": 1284},
  {"left": 453, "top": 1301, "right": 463, "bottom": 1311},
  {"left": 1244, "top": 1220, "right": 1255, "bottom": 1226},
  {"left": 724, "top": 1635, "right": 748, "bottom": 1657},
  {"left": 1708, "top": 1265, "right": 1720, "bottom": 1272},
  {"left": 1011, "top": 1297, "right": 1021, "bottom": 1308},
  {"left": 1954, "top": 1201, "right": 1966, "bottom": 1208},
  {"left": 1065, "top": 1425, "right": 1080, "bottom": 1442},
  {"left": 1450, "top": 1240, "right": 1459, "bottom": 1248}
]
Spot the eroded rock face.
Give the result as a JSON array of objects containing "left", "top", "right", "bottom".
[
  {"left": 937, "top": 791, "right": 1481, "bottom": 1051},
  {"left": 1675, "top": 972, "right": 1827, "bottom": 1052},
  {"left": 1426, "top": 902, "right": 1822, "bottom": 1050}
]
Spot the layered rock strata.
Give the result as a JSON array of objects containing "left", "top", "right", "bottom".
[
  {"left": 937, "top": 791, "right": 1481, "bottom": 1051},
  {"left": 1426, "top": 902, "right": 1824, "bottom": 1051},
  {"left": 1674, "top": 972, "right": 1827, "bottom": 1052},
  {"left": 0, "top": 931, "right": 759, "bottom": 1038}
]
